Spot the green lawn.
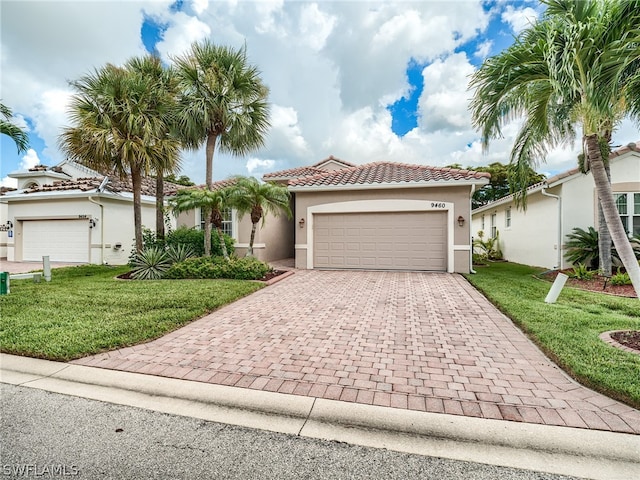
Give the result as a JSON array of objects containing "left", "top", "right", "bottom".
[
  {"left": 465, "top": 262, "right": 640, "bottom": 408},
  {"left": 0, "top": 265, "right": 263, "bottom": 361}
]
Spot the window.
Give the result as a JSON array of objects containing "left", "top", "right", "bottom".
[
  {"left": 200, "top": 208, "right": 234, "bottom": 237},
  {"left": 481, "top": 214, "right": 485, "bottom": 231},
  {"left": 490, "top": 213, "right": 497, "bottom": 238},
  {"left": 505, "top": 207, "right": 512, "bottom": 228},
  {"left": 615, "top": 192, "right": 640, "bottom": 237}
]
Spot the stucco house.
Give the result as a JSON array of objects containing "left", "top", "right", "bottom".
[
  {"left": 269, "top": 157, "right": 490, "bottom": 273},
  {"left": 0, "top": 161, "right": 179, "bottom": 264},
  {"left": 2, "top": 156, "right": 490, "bottom": 273},
  {"left": 471, "top": 142, "right": 640, "bottom": 270}
]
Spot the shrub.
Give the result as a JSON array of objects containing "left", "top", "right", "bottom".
[
  {"left": 563, "top": 226, "right": 639, "bottom": 269},
  {"left": 610, "top": 269, "right": 632, "bottom": 286},
  {"left": 165, "top": 244, "right": 196, "bottom": 264},
  {"left": 569, "top": 263, "right": 595, "bottom": 280},
  {"left": 473, "top": 230, "right": 503, "bottom": 260},
  {"left": 165, "top": 256, "right": 270, "bottom": 280},
  {"left": 165, "top": 226, "right": 234, "bottom": 258},
  {"left": 130, "top": 247, "right": 171, "bottom": 280}
]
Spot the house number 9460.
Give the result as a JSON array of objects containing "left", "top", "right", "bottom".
[{"left": 431, "top": 202, "right": 446, "bottom": 208}]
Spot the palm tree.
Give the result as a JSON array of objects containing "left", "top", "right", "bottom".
[
  {"left": 470, "top": 0, "right": 640, "bottom": 298},
  {"left": 173, "top": 40, "right": 270, "bottom": 256},
  {"left": 170, "top": 187, "right": 231, "bottom": 259},
  {"left": 60, "top": 56, "right": 181, "bottom": 253},
  {"left": 125, "top": 56, "right": 182, "bottom": 242},
  {"left": 1, "top": 102, "right": 29, "bottom": 153},
  {"left": 227, "top": 176, "right": 291, "bottom": 257}
]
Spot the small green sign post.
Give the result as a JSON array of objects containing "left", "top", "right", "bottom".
[{"left": 0, "top": 272, "right": 9, "bottom": 295}]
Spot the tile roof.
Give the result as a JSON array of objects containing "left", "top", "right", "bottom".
[
  {"left": 20, "top": 176, "right": 183, "bottom": 197},
  {"left": 262, "top": 166, "right": 327, "bottom": 180},
  {"left": 288, "top": 162, "right": 491, "bottom": 188},
  {"left": 174, "top": 179, "right": 239, "bottom": 193},
  {"left": 311, "top": 155, "right": 356, "bottom": 168}
]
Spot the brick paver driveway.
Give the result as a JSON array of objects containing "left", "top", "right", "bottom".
[{"left": 73, "top": 270, "right": 640, "bottom": 434}]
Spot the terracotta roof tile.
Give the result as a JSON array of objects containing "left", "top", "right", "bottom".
[
  {"left": 22, "top": 176, "right": 183, "bottom": 197},
  {"left": 263, "top": 166, "right": 327, "bottom": 180},
  {"left": 174, "top": 178, "right": 239, "bottom": 193},
  {"left": 288, "top": 162, "right": 491, "bottom": 187},
  {"left": 311, "top": 155, "right": 356, "bottom": 168}
]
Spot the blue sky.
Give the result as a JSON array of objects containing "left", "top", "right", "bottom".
[{"left": 1, "top": 0, "right": 636, "bottom": 187}]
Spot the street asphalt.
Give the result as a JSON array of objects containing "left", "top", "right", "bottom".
[
  {"left": 1, "top": 354, "right": 639, "bottom": 480},
  {"left": 1, "top": 383, "right": 580, "bottom": 480}
]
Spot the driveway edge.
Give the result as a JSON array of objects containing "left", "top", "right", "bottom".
[{"left": 1, "top": 354, "right": 639, "bottom": 479}]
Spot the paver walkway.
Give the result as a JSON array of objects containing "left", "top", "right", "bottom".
[{"left": 72, "top": 270, "right": 640, "bottom": 434}]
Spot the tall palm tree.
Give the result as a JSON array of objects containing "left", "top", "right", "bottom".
[
  {"left": 170, "top": 187, "right": 231, "bottom": 259},
  {"left": 470, "top": 0, "right": 640, "bottom": 298},
  {"left": 125, "top": 56, "right": 182, "bottom": 242},
  {"left": 1, "top": 102, "right": 29, "bottom": 153},
  {"left": 60, "top": 57, "right": 181, "bottom": 253},
  {"left": 174, "top": 40, "right": 270, "bottom": 256},
  {"left": 227, "top": 176, "right": 291, "bottom": 257}
]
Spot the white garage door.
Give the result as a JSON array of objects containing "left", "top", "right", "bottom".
[
  {"left": 22, "top": 219, "right": 89, "bottom": 262},
  {"left": 313, "top": 211, "right": 447, "bottom": 271}
]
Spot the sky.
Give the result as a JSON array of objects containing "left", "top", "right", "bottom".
[{"left": 1, "top": 0, "right": 638, "bottom": 188}]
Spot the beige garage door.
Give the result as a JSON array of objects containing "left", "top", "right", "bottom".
[
  {"left": 22, "top": 219, "right": 89, "bottom": 262},
  {"left": 313, "top": 211, "right": 447, "bottom": 271}
]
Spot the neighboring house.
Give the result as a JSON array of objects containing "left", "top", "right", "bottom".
[
  {"left": 471, "top": 142, "right": 640, "bottom": 270},
  {"left": 0, "top": 160, "right": 179, "bottom": 264}
]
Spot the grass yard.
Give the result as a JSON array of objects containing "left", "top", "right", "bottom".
[
  {"left": 0, "top": 265, "right": 263, "bottom": 361},
  {"left": 465, "top": 262, "right": 640, "bottom": 409}
]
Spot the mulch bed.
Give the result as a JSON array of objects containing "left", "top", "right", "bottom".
[{"left": 610, "top": 331, "right": 640, "bottom": 352}]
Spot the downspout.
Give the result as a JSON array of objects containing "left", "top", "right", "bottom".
[
  {"left": 469, "top": 184, "right": 477, "bottom": 274},
  {"left": 541, "top": 184, "right": 562, "bottom": 269},
  {"left": 88, "top": 177, "right": 109, "bottom": 265}
]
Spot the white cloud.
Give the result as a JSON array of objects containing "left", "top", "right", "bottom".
[
  {"left": 192, "top": 0, "right": 209, "bottom": 15},
  {"left": 474, "top": 40, "right": 493, "bottom": 59},
  {"left": 156, "top": 12, "right": 211, "bottom": 61},
  {"left": 418, "top": 53, "right": 476, "bottom": 133},
  {"left": 246, "top": 158, "right": 276, "bottom": 174},
  {"left": 501, "top": 6, "right": 538, "bottom": 33},
  {"left": 298, "top": 3, "right": 336, "bottom": 51},
  {"left": 20, "top": 149, "right": 41, "bottom": 170},
  {"left": 0, "top": 176, "right": 18, "bottom": 189}
]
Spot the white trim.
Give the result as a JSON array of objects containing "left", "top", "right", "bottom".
[
  {"left": 290, "top": 179, "right": 488, "bottom": 192},
  {"left": 453, "top": 245, "right": 471, "bottom": 251},
  {"left": 305, "top": 199, "right": 455, "bottom": 272},
  {"left": 235, "top": 243, "right": 266, "bottom": 249},
  {"left": 2, "top": 190, "right": 157, "bottom": 205},
  {"left": 294, "top": 244, "right": 308, "bottom": 250}
]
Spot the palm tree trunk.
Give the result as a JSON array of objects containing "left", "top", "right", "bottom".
[
  {"left": 247, "top": 223, "right": 257, "bottom": 257},
  {"left": 203, "top": 131, "right": 217, "bottom": 257},
  {"left": 156, "top": 173, "right": 165, "bottom": 241},
  {"left": 597, "top": 162, "right": 612, "bottom": 276},
  {"left": 216, "top": 227, "right": 229, "bottom": 260},
  {"left": 203, "top": 207, "right": 212, "bottom": 256},
  {"left": 586, "top": 134, "right": 640, "bottom": 298},
  {"left": 206, "top": 132, "right": 217, "bottom": 188},
  {"left": 131, "top": 168, "right": 144, "bottom": 253}
]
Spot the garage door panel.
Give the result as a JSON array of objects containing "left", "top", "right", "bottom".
[
  {"left": 313, "top": 211, "right": 447, "bottom": 271},
  {"left": 22, "top": 219, "right": 89, "bottom": 262}
]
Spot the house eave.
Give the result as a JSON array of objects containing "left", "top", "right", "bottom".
[
  {"left": 289, "top": 178, "right": 490, "bottom": 192},
  {"left": 1, "top": 190, "right": 157, "bottom": 205}
]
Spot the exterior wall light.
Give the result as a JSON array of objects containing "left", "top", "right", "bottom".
[
  {"left": 6, "top": 221, "right": 13, "bottom": 229},
  {"left": 457, "top": 215, "right": 465, "bottom": 227},
  {"left": 299, "top": 218, "right": 305, "bottom": 228},
  {"left": 89, "top": 219, "right": 97, "bottom": 229}
]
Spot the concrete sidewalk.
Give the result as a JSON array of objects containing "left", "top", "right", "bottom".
[{"left": 1, "top": 354, "right": 639, "bottom": 480}]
